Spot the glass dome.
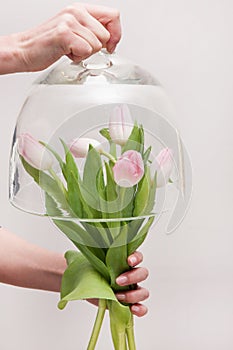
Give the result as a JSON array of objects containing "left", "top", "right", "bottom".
[{"left": 9, "top": 50, "right": 192, "bottom": 234}]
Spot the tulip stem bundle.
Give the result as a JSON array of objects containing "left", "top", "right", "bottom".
[
  {"left": 88, "top": 299, "right": 136, "bottom": 350},
  {"left": 18, "top": 104, "right": 174, "bottom": 349},
  {"left": 126, "top": 315, "right": 136, "bottom": 350},
  {"left": 87, "top": 299, "right": 106, "bottom": 350}
]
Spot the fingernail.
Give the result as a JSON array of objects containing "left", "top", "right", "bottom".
[
  {"left": 116, "top": 294, "right": 125, "bottom": 301},
  {"left": 129, "top": 256, "right": 137, "bottom": 266},
  {"left": 107, "top": 45, "right": 115, "bottom": 54},
  {"left": 131, "top": 305, "right": 140, "bottom": 313},
  {"left": 116, "top": 276, "right": 128, "bottom": 285}
]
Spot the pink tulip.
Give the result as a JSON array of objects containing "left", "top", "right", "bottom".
[
  {"left": 109, "top": 104, "right": 133, "bottom": 146},
  {"left": 113, "top": 150, "right": 144, "bottom": 187},
  {"left": 155, "top": 148, "right": 173, "bottom": 187},
  {"left": 69, "top": 137, "right": 100, "bottom": 158},
  {"left": 18, "top": 133, "right": 53, "bottom": 170}
]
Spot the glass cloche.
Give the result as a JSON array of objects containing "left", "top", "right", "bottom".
[{"left": 9, "top": 50, "right": 192, "bottom": 234}]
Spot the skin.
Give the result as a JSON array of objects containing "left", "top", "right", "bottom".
[
  {"left": 0, "top": 3, "right": 121, "bottom": 74},
  {"left": 0, "top": 228, "right": 149, "bottom": 316},
  {"left": 0, "top": 3, "right": 150, "bottom": 317}
]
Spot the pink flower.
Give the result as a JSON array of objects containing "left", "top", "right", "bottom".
[
  {"left": 69, "top": 137, "right": 100, "bottom": 158},
  {"left": 155, "top": 148, "right": 173, "bottom": 187},
  {"left": 113, "top": 150, "right": 144, "bottom": 187},
  {"left": 18, "top": 133, "right": 53, "bottom": 170},
  {"left": 109, "top": 104, "right": 133, "bottom": 146}
]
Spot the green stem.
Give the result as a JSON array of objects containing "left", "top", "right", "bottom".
[
  {"left": 126, "top": 314, "right": 136, "bottom": 350},
  {"left": 117, "top": 332, "right": 127, "bottom": 350},
  {"left": 120, "top": 187, "right": 126, "bottom": 213},
  {"left": 49, "top": 168, "right": 59, "bottom": 180},
  {"left": 108, "top": 301, "right": 133, "bottom": 350},
  {"left": 99, "top": 149, "right": 116, "bottom": 164},
  {"left": 87, "top": 299, "right": 106, "bottom": 350}
]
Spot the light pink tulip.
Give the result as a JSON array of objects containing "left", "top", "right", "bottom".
[
  {"left": 113, "top": 150, "right": 144, "bottom": 187},
  {"left": 69, "top": 137, "right": 100, "bottom": 158},
  {"left": 155, "top": 148, "right": 173, "bottom": 187},
  {"left": 109, "top": 104, "right": 133, "bottom": 146},
  {"left": 18, "top": 133, "right": 53, "bottom": 170}
]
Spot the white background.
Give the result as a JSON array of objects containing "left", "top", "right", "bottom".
[{"left": 0, "top": 0, "right": 233, "bottom": 349}]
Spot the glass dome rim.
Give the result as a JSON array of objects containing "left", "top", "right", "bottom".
[{"left": 9, "top": 198, "right": 165, "bottom": 223}]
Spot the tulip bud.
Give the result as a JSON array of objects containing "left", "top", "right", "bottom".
[
  {"left": 109, "top": 104, "right": 133, "bottom": 146},
  {"left": 155, "top": 148, "right": 173, "bottom": 187},
  {"left": 113, "top": 150, "right": 144, "bottom": 187},
  {"left": 69, "top": 138, "right": 100, "bottom": 158},
  {"left": 18, "top": 133, "right": 53, "bottom": 171}
]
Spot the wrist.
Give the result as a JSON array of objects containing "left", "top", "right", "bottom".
[
  {"left": 33, "top": 251, "right": 67, "bottom": 292},
  {"left": 0, "top": 34, "right": 19, "bottom": 74},
  {"left": 0, "top": 33, "right": 25, "bottom": 74}
]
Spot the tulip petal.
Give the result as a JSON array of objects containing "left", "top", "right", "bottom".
[
  {"left": 109, "top": 105, "right": 133, "bottom": 146},
  {"left": 113, "top": 150, "right": 144, "bottom": 188},
  {"left": 69, "top": 138, "right": 100, "bottom": 158},
  {"left": 18, "top": 133, "right": 53, "bottom": 170},
  {"left": 155, "top": 148, "right": 174, "bottom": 187}
]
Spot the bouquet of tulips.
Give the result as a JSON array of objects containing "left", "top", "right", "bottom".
[{"left": 18, "top": 105, "right": 173, "bottom": 349}]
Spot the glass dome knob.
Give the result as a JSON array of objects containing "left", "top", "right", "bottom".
[{"left": 81, "top": 50, "right": 112, "bottom": 70}]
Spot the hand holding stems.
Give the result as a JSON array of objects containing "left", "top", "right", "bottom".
[
  {"left": 88, "top": 251, "right": 149, "bottom": 318},
  {"left": 0, "top": 3, "right": 121, "bottom": 74},
  {"left": 116, "top": 251, "right": 149, "bottom": 317}
]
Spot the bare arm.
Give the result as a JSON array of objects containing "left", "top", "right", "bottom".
[{"left": 0, "top": 227, "right": 66, "bottom": 292}]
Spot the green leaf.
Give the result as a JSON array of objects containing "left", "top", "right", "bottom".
[
  {"left": 83, "top": 145, "right": 102, "bottom": 193},
  {"left": 106, "top": 224, "right": 129, "bottom": 291},
  {"left": 143, "top": 146, "right": 152, "bottom": 164},
  {"left": 81, "top": 221, "right": 111, "bottom": 250},
  {"left": 109, "top": 141, "right": 117, "bottom": 160},
  {"left": 120, "top": 186, "right": 135, "bottom": 218},
  {"left": 99, "top": 128, "right": 111, "bottom": 141},
  {"left": 107, "top": 300, "right": 132, "bottom": 350},
  {"left": 21, "top": 157, "right": 70, "bottom": 215},
  {"left": 53, "top": 218, "right": 96, "bottom": 246},
  {"left": 145, "top": 173, "right": 157, "bottom": 213},
  {"left": 45, "top": 192, "right": 64, "bottom": 217},
  {"left": 79, "top": 183, "right": 101, "bottom": 218},
  {"left": 122, "top": 123, "right": 143, "bottom": 154},
  {"left": 60, "top": 144, "right": 102, "bottom": 218},
  {"left": 60, "top": 139, "right": 79, "bottom": 181},
  {"left": 40, "top": 141, "right": 64, "bottom": 170},
  {"left": 104, "top": 163, "right": 122, "bottom": 222},
  {"left": 66, "top": 170, "right": 83, "bottom": 217},
  {"left": 45, "top": 194, "right": 107, "bottom": 260},
  {"left": 53, "top": 219, "right": 110, "bottom": 281},
  {"left": 133, "top": 166, "right": 151, "bottom": 216},
  {"left": 81, "top": 145, "right": 103, "bottom": 215},
  {"left": 139, "top": 125, "right": 145, "bottom": 155},
  {"left": 65, "top": 250, "right": 80, "bottom": 265},
  {"left": 53, "top": 218, "right": 105, "bottom": 256},
  {"left": 128, "top": 216, "right": 155, "bottom": 255},
  {"left": 58, "top": 252, "right": 116, "bottom": 309},
  {"left": 96, "top": 167, "right": 107, "bottom": 216},
  {"left": 127, "top": 218, "right": 144, "bottom": 244}
]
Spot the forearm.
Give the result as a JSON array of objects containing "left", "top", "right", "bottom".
[
  {"left": 0, "top": 227, "right": 67, "bottom": 292},
  {"left": 0, "top": 34, "right": 24, "bottom": 74}
]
